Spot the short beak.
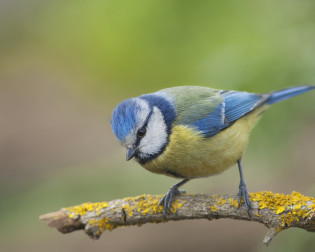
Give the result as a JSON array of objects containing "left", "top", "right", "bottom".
[{"left": 126, "top": 148, "right": 136, "bottom": 161}]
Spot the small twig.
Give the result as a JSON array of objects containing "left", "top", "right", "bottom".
[
  {"left": 39, "top": 191, "right": 315, "bottom": 245},
  {"left": 263, "top": 227, "right": 277, "bottom": 246}
]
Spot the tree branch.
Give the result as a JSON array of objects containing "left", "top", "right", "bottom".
[{"left": 39, "top": 191, "right": 315, "bottom": 246}]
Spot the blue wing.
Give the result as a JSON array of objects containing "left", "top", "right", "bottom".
[
  {"left": 222, "top": 91, "right": 267, "bottom": 123},
  {"left": 192, "top": 90, "right": 267, "bottom": 137}
]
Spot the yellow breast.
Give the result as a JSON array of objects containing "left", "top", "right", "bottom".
[{"left": 142, "top": 107, "right": 266, "bottom": 178}]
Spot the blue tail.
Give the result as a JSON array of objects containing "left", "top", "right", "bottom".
[{"left": 266, "top": 85, "right": 315, "bottom": 105}]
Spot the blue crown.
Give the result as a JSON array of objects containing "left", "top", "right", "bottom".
[{"left": 111, "top": 99, "right": 139, "bottom": 142}]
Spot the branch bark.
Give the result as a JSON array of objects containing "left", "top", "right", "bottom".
[{"left": 39, "top": 191, "right": 315, "bottom": 246}]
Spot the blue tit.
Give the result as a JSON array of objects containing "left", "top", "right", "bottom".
[{"left": 111, "top": 85, "right": 315, "bottom": 216}]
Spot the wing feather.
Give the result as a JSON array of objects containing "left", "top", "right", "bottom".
[
  {"left": 161, "top": 86, "right": 269, "bottom": 138},
  {"left": 190, "top": 90, "right": 268, "bottom": 137}
]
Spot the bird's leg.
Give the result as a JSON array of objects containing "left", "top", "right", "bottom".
[
  {"left": 237, "top": 159, "right": 251, "bottom": 216},
  {"left": 159, "top": 178, "right": 189, "bottom": 218}
]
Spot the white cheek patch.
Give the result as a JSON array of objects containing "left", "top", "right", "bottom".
[{"left": 139, "top": 106, "right": 168, "bottom": 156}]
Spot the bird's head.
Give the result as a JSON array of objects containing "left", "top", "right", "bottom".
[{"left": 111, "top": 95, "right": 175, "bottom": 164}]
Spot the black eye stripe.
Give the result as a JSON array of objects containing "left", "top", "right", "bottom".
[{"left": 135, "top": 110, "right": 153, "bottom": 146}]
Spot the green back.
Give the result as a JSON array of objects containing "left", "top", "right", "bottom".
[{"left": 160, "top": 86, "right": 223, "bottom": 126}]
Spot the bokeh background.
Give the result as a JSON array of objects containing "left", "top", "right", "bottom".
[{"left": 1, "top": 0, "right": 315, "bottom": 251}]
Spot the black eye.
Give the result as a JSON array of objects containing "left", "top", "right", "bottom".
[{"left": 137, "top": 128, "right": 146, "bottom": 137}]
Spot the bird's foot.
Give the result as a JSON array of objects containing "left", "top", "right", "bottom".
[
  {"left": 238, "top": 182, "right": 251, "bottom": 217},
  {"left": 159, "top": 186, "right": 185, "bottom": 218}
]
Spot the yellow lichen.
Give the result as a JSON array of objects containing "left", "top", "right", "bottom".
[
  {"left": 209, "top": 205, "right": 219, "bottom": 212},
  {"left": 121, "top": 204, "right": 136, "bottom": 217},
  {"left": 250, "top": 191, "right": 315, "bottom": 228},
  {"left": 120, "top": 194, "right": 182, "bottom": 216},
  {"left": 89, "top": 217, "right": 116, "bottom": 232},
  {"left": 250, "top": 191, "right": 314, "bottom": 213},
  {"left": 65, "top": 201, "right": 110, "bottom": 218},
  {"left": 215, "top": 197, "right": 227, "bottom": 206},
  {"left": 171, "top": 200, "right": 183, "bottom": 213},
  {"left": 280, "top": 212, "right": 299, "bottom": 228},
  {"left": 276, "top": 227, "right": 283, "bottom": 233},
  {"left": 228, "top": 198, "right": 239, "bottom": 208},
  {"left": 293, "top": 203, "right": 302, "bottom": 210},
  {"left": 276, "top": 206, "right": 285, "bottom": 214}
]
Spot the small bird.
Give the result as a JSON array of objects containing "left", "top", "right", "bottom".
[{"left": 111, "top": 85, "right": 314, "bottom": 217}]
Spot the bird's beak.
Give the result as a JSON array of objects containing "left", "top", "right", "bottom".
[{"left": 126, "top": 148, "right": 136, "bottom": 161}]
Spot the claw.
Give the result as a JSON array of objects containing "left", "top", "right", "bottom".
[
  {"left": 238, "top": 181, "right": 251, "bottom": 216},
  {"left": 159, "top": 186, "right": 183, "bottom": 218},
  {"left": 158, "top": 178, "right": 189, "bottom": 218}
]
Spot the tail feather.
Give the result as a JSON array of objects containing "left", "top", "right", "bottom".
[{"left": 266, "top": 85, "right": 315, "bottom": 105}]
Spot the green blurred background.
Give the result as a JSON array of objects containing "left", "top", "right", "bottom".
[{"left": 1, "top": 0, "right": 315, "bottom": 251}]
